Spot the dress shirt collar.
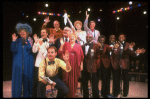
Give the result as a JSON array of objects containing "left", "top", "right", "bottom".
[{"left": 63, "top": 37, "right": 69, "bottom": 42}]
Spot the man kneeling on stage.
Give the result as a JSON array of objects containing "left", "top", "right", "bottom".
[{"left": 37, "top": 46, "right": 71, "bottom": 98}]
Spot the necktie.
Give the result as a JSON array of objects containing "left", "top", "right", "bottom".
[
  {"left": 48, "top": 61, "right": 55, "bottom": 65},
  {"left": 65, "top": 38, "right": 68, "bottom": 42},
  {"left": 43, "top": 39, "right": 47, "bottom": 42},
  {"left": 85, "top": 43, "right": 91, "bottom": 46}
]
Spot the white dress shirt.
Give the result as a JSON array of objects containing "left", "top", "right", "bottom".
[{"left": 32, "top": 38, "right": 49, "bottom": 67}]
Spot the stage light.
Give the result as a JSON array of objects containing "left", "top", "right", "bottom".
[
  {"left": 127, "top": 7, "right": 130, "bottom": 10},
  {"left": 125, "top": 8, "right": 127, "bottom": 10},
  {"left": 45, "top": 4, "right": 48, "bottom": 7},
  {"left": 117, "top": 17, "right": 120, "bottom": 20},
  {"left": 98, "top": 19, "right": 100, "bottom": 22},
  {"left": 143, "top": 11, "right": 147, "bottom": 14},
  {"left": 117, "top": 10, "right": 120, "bottom": 12},
  {"left": 130, "top": 6, "right": 132, "bottom": 9},
  {"left": 88, "top": 8, "right": 90, "bottom": 11},
  {"left": 129, "top": 1, "right": 132, "bottom": 5},
  {"left": 38, "top": 12, "right": 41, "bottom": 14},
  {"left": 122, "top": 8, "right": 124, "bottom": 11},
  {"left": 138, "top": 4, "right": 141, "bottom": 7},
  {"left": 53, "top": 14, "right": 55, "bottom": 16},
  {"left": 26, "top": 15, "right": 28, "bottom": 18},
  {"left": 79, "top": 11, "right": 81, "bottom": 13},
  {"left": 120, "top": 9, "right": 122, "bottom": 12},
  {"left": 68, "top": 15, "right": 70, "bottom": 17},
  {"left": 113, "top": 11, "right": 115, "bottom": 13},
  {"left": 100, "top": 9, "right": 102, "bottom": 11},
  {"left": 33, "top": 18, "right": 36, "bottom": 21}
]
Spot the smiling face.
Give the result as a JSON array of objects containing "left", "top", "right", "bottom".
[
  {"left": 99, "top": 37, "right": 105, "bottom": 43},
  {"left": 75, "top": 23, "right": 82, "bottom": 30},
  {"left": 47, "top": 47, "right": 57, "bottom": 61},
  {"left": 89, "top": 21, "right": 95, "bottom": 30},
  {"left": 19, "top": 29, "right": 28, "bottom": 39},
  {"left": 118, "top": 34, "right": 126, "bottom": 42},
  {"left": 109, "top": 35, "right": 116, "bottom": 43},
  {"left": 41, "top": 29, "right": 48, "bottom": 39},
  {"left": 69, "top": 34, "right": 76, "bottom": 43},
  {"left": 53, "top": 20, "right": 60, "bottom": 29},
  {"left": 86, "top": 34, "right": 93, "bottom": 43}
]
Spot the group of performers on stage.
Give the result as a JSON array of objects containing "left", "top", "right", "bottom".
[{"left": 11, "top": 11, "right": 145, "bottom": 98}]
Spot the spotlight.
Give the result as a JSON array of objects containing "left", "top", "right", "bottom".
[
  {"left": 117, "top": 17, "right": 120, "bottom": 20},
  {"left": 143, "top": 11, "right": 147, "bottom": 14},
  {"left": 88, "top": 8, "right": 90, "bottom": 11},
  {"left": 45, "top": 4, "right": 48, "bottom": 7},
  {"left": 33, "top": 18, "right": 36, "bottom": 21},
  {"left": 129, "top": 1, "right": 132, "bottom": 5}
]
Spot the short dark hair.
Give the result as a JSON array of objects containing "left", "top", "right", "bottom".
[
  {"left": 47, "top": 46, "right": 57, "bottom": 52},
  {"left": 119, "top": 33, "right": 126, "bottom": 38},
  {"left": 98, "top": 35, "right": 106, "bottom": 41},
  {"left": 41, "top": 28, "right": 49, "bottom": 34}
]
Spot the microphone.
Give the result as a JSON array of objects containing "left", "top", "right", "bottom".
[
  {"left": 91, "top": 49, "right": 94, "bottom": 58},
  {"left": 22, "top": 38, "right": 25, "bottom": 46}
]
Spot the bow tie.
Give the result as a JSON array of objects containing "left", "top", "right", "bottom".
[
  {"left": 43, "top": 39, "right": 47, "bottom": 42},
  {"left": 85, "top": 43, "right": 91, "bottom": 46},
  {"left": 48, "top": 61, "right": 55, "bottom": 65}
]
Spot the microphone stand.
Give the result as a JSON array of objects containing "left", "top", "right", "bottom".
[
  {"left": 89, "top": 49, "right": 94, "bottom": 98},
  {"left": 21, "top": 38, "right": 25, "bottom": 97},
  {"left": 119, "top": 44, "right": 123, "bottom": 98}
]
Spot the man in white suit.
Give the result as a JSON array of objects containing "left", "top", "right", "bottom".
[{"left": 84, "top": 11, "right": 100, "bottom": 43}]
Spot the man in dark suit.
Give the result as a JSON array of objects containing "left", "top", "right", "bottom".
[
  {"left": 111, "top": 33, "right": 145, "bottom": 97},
  {"left": 96, "top": 35, "right": 112, "bottom": 98},
  {"left": 81, "top": 33, "right": 100, "bottom": 98}
]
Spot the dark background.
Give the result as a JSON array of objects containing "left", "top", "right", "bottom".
[{"left": 3, "top": 1, "right": 148, "bottom": 81}]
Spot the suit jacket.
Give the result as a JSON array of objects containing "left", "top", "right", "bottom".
[
  {"left": 82, "top": 42, "right": 100, "bottom": 73},
  {"left": 111, "top": 42, "right": 137, "bottom": 69},
  {"left": 97, "top": 44, "right": 111, "bottom": 69}
]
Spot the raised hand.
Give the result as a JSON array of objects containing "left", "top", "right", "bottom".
[
  {"left": 44, "top": 16, "right": 50, "bottom": 24},
  {"left": 39, "top": 39, "right": 43, "bottom": 46},
  {"left": 63, "top": 50, "right": 69, "bottom": 62},
  {"left": 136, "top": 48, "right": 145, "bottom": 54},
  {"left": 33, "top": 34, "right": 39, "bottom": 43},
  {"left": 114, "top": 41, "right": 120, "bottom": 49},
  {"left": 12, "top": 33, "right": 18, "bottom": 41},
  {"left": 86, "top": 11, "right": 89, "bottom": 20},
  {"left": 129, "top": 42, "right": 135, "bottom": 49},
  {"left": 60, "top": 38, "right": 64, "bottom": 45}
]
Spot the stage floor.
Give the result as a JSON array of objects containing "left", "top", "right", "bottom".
[{"left": 3, "top": 80, "right": 148, "bottom": 98}]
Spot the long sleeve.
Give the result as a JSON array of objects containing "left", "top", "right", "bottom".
[
  {"left": 38, "top": 59, "right": 46, "bottom": 82},
  {"left": 10, "top": 40, "right": 18, "bottom": 53},
  {"left": 32, "top": 43, "right": 39, "bottom": 53},
  {"left": 67, "top": 18, "right": 75, "bottom": 30},
  {"left": 84, "top": 19, "right": 90, "bottom": 32},
  {"left": 42, "top": 23, "right": 47, "bottom": 29}
]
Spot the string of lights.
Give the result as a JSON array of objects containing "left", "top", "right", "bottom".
[{"left": 112, "top": 2, "right": 147, "bottom": 14}]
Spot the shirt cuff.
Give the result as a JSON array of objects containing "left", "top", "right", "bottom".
[
  {"left": 135, "top": 51, "right": 139, "bottom": 56},
  {"left": 85, "top": 19, "right": 88, "bottom": 22},
  {"left": 129, "top": 48, "right": 133, "bottom": 51}
]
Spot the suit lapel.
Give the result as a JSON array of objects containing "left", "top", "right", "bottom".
[{"left": 87, "top": 43, "right": 93, "bottom": 56}]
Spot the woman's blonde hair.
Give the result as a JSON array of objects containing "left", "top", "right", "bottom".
[
  {"left": 68, "top": 33, "right": 77, "bottom": 40},
  {"left": 74, "top": 20, "right": 82, "bottom": 27}
]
